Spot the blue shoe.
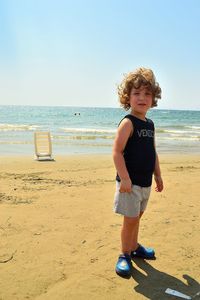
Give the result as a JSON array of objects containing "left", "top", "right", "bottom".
[
  {"left": 115, "top": 254, "right": 132, "bottom": 277},
  {"left": 131, "top": 244, "right": 155, "bottom": 259}
]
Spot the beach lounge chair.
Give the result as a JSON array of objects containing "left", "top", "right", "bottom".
[{"left": 34, "top": 131, "right": 54, "bottom": 161}]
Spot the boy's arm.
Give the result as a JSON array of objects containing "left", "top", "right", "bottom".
[
  {"left": 154, "top": 137, "right": 164, "bottom": 192},
  {"left": 112, "top": 118, "right": 133, "bottom": 192}
]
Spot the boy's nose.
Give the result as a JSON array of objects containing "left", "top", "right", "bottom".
[{"left": 139, "top": 94, "right": 145, "bottom": 101}]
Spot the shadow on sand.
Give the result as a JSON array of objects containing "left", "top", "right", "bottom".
[{"left": 131, "top": 259, "right": 200, "bottom": 299}]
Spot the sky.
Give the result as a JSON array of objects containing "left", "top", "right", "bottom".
[{"left": 0, "top": 0, "right": 200, "bottom": 110}]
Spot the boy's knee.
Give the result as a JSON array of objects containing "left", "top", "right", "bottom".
[{"left": 124, "top": 216, "right": 139, "bottom": 226}]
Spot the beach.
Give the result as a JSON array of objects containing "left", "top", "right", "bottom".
[{"left": 0, "top": 154, "right": 200, "bottom": 300}]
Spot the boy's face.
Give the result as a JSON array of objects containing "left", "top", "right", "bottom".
[{"left": 129, "top": 86, "right": 153, "bottom": 117}]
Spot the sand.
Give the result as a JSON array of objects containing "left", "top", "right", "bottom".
[{"left": 0, "top": 154, "right": 200, "bottom": 300}]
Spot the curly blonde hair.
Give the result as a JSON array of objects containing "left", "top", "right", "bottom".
[{"left": 118, "top": 67, "right": 162, "bottom": 110}]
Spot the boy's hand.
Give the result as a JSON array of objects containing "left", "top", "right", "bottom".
[
  {"left": 154, "top": 175, "right": 163, "bottom": 192},
  {"left": 119, "top": 178, "right": 132, "bottom": 193}
]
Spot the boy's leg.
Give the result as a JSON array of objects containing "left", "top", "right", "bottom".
[
  {"left": 130, "top": 211, "right": 155, "bottom": 259},
  {"left": 121, "top": 215, "right": 140, "bottom": 254},
  {"left": 116, "top": 215, "right": 139, "bottom": 277},
  {"left": 130, "top": 211, "right": 144, "bottom": 251}
]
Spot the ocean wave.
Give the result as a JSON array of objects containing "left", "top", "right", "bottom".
[
  {"left": 0, "top": 140, "right": 33, "bottom": 144},
  {"left": 158, "top": 136, "right": 200, "bottom": 141},
  {"left": 55, "top": 142, "right": 111, "bottom": 147},
  {"left": 157, "top": 124, "right": 200, "bottom": 130},
  {"left": 185, "top": 125, "right": 200, "bottom": 130},
  {"left": 61, "top": 127, "right": 116, "bottom": 134},
  {"left": 156, "top": 128, "right": 200, "bottom": 135},
  {"left": 0, "top": 124, "right": 40, "bottom": 132},
  {"left": 54, "top": 135, "right": 114, "bottom": 140}
]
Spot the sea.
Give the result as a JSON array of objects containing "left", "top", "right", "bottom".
[{"left": 0, "top": 105, "right": 199, "bottom": 156}]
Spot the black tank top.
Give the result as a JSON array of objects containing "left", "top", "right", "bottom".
[{"left": 116, "top": 114, "right": 156, "bottom": 187}]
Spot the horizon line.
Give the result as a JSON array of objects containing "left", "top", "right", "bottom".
[{"left": 0, "top": 104, "right": 200, "bottom": 112}]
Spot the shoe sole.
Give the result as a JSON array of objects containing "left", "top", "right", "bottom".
[
  {"left": 131, "top": 254, "right": 156, "bottom": 260},
  {"left": 116, "top": 269, "right": 132, "bottom": 278}
]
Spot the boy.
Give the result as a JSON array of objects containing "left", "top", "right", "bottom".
[{"left": 113, "top": 67, "right": 163, "bottom": 277}]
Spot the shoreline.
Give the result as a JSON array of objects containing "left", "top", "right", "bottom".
[
  {"left": 0, "top": 149, "right": 199, "bottom": 158},
  {"left": 0, "top": 152, "right": 199, "bottom": 158}
]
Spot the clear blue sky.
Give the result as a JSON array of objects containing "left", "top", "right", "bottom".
[{"left": 0, "top": 0, "right": 200, "bottom": 110}]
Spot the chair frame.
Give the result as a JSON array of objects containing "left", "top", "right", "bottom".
[{"left": 34, "top": 131, "right": 54, "bottom": 161}]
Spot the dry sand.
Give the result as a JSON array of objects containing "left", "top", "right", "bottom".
[{"left": 0, "top": 154, "right": 200, "bottom": 300}]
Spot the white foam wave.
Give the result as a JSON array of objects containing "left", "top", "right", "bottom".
[
  {"left": 185, "top": 125, "right": 200, "bottom": 130},
  {"left": 159, "top": 136, "right": 200, "bottom": 141},
  {"left": 157, "top": 128, "right": 200, "bottom": 135},
  {"left": 0, "top": 140, "right": 33, "bottom": 144},
  {"left": 62, "top": 127, "right": 116, "bottom": 134},
  {"left": 0, "top": 124, "right": 40, "bottom": 132},
  {"left": 54, "top": 135, "right": 114, "bottom": 140}
]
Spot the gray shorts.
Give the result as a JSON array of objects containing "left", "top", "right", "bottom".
[{"left": 113, "top": 181, "right": 151, "bottom": 218}]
